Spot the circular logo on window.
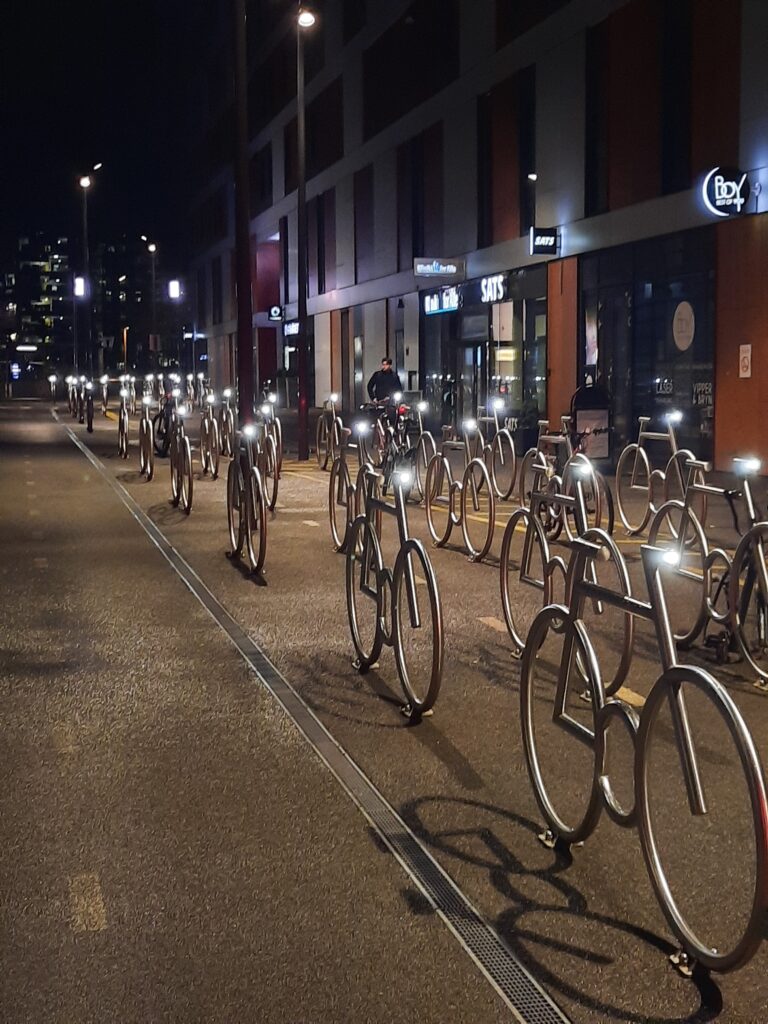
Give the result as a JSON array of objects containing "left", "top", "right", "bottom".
[{"left": 673, "top": 302, "right": 695, "bottom": 352}]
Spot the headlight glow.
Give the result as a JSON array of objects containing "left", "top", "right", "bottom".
[{"left": 243, "top": 424, "right": 256, "bottom": 438}]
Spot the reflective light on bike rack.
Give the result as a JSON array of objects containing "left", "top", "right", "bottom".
[
  {"left": 79, "top": 375, "right": 87, "bottom": 383},
  {"left": 260, "top": 404, "right": 270, "bottom": 415},
  {"left": 417, "top": 401, "right": 428, "bottom": 412},
  {"left": 736, "top": 457, "right": 761, "bottom": 475},
  {"left": 145, "top": 373, "right": 154, "bottom": 382},
  {"left": 666, "top": 410, "right": 683, "bottom": 424},
  {"left": 463, "top": 418, "right": 477, "bottom": 431},
  {"left": 354, "top": 421, "right": 369, "bottom": 434},
  {"left": 662, "top": 549, "right": 681, "bottom": 566},
  {"left": 394, "top": 470, "right": 412, "bottom": 487},
  {"left": 223, "top": 388, "right": 232, "bottom": 398},
  {"left": 574, "top": 462, "right": 592, "bottom": 477},
  {"left": 268, "top": 393, "right": 277, "bottom": 403},
  {"left": 176, "top": 405, "right": 187, "bottom": 418},
  {"left": 142, "top": 395, "right": 153, "bottom": 406},
  {"left": 186, "top": 374, "right": 194, "bottom": 382},
  {"left": 243, "top": 424, "right": 256, "bottom": 437},
  {"left": 206, "top": 394, "right": 216, "bottom": 405},
  {"left": 172, "top": 388, "right": 181, "bottom": 399},
  {"left": 393, "top": 391, "right": 403, "bottom": 402},
  {"left": 197, "top": 372, "right": 204, "bottom": 380},
  {"left": 85, "top": 382, "right": 93, "bottom": 391},
  {"left": 48, "top": 374, "right": 57, "bottom": 384},
  {"left": 492, "top": 397, "right": 505, "bottom": 411},
  {"left": 100, "top": 375, "right": 108, "bottom": 384},
  {"left": 120, "top": 388, "right": 129, "bottom": 398},
  {"left": 330, "top": 392, "right": 339, "bottom": 403}
]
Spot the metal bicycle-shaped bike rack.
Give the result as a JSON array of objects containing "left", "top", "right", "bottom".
[
  {"left": 424, "top": 431, "right": 497, "bottom": 562},
  {"left": 520, "top": 532, "right": 768, "bottom": 975},
  {"left": 346, "top": 465, "right": 444, "bottom": 718},
  {"left": 199, "top": 393, "right": 221, "bottom": 480},
  {"left": 138, "top": 394, "right": 155, "bottom": 480},
  {"left": 226, "top": 425, "right": 268, "bottom": 574}
]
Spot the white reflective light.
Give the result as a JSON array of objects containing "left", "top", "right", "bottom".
[
  {"left": 145, "top": 373, "right": 154, "bottom": 381},
  {"left": 120, "top": 388, "right": 128, "bottom": 398},
  {"left": 492, "top": 397, "right": 504, "bottom": 411},
  {"left": 176, "top": 405, "right": 186, "bottom": 417},
  {"left": 142, "top": 395, "right": 152, "bottom": 406},
  {"left": 85, "top": 381, "right": 93, "bottom": 391},
  {"left": 130, "top": 376, "right": 135, "bottom": 383},
  {"left": 223, "top": 388, "right": 232, "bottom": 398},
  {"left": 48, "top": 374, "right": 57, "bottom": 384},
  {"left": 197, "top": 372, "right": 204, "bottom": 380},
  {"left": 354, "top": 421, "right": 369, "bottom": 434},
  {"left": 737, "top": 457, "right": 761, "bottom": 474},
  {"left": 463, "top": 418, "right": 477, "bottom": 431},
  {"left": 172, "top": 388, "right": 181, "bottom": 399},
  {"left": 662, "top": 549, "right": 681, "bottom": 566},
  {"left": 395, "top": 470, "right": 412, "bottom": 487},
  {"left": 168, "top": 280, "right": 181, "bottom": 300},
  {"left": 575, "top": 463, "right": 592, "bottom": 477},
  {"left": 268, "top": 393, "right": 276, "bottom": 403},
  {"left": 431, "top": 373, "right": 438, "bottom": 380},
  {"left": 260, "top": 404, "right": 270, "bottom": 415},
  {"left": 100, "top": 374, "right": 108, "bottom": 384},
  {"left": 206, "top": 394, "right": 215, "bottom": 405},
  {"left": 243, "top": 424, "right": 256, "bottom": 438},
  {"left": 80, "top": 375, "right": 87, "bottom": 382},
  {"left": 666, "top": 410, "right": 683, "bottom": 425},
  {"left": 393, "top": 391, "right": 402, "bottom": 402},
  {"left": 417, "top": 401, "right": 428, "bottom": 412},
  {"left": 186, "top": 373, "right": 193, "bottom": 382},
  {"left": 329, "top": 392, "right": 338, "bottom": 403}
]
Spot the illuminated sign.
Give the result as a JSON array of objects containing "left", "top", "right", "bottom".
[
  {"left": 702, "top": 167, "right": 750, "bottom": 217},
  {"left": 168, "top": 280, "right": 181, "bottom": 299},
  {"left": 413, "top": 258, "right": 466, "bottom": 279},
  {"left": 423, "top": 286, "right": 460, "bottom": 315},
  {"left": 529, "top": 227, "right": 559, "bottom": 256},
  {"left": 283, "top": 320, "right": 299, "bottom": 336},
  {"left": 269, "top": 305, "right": 284, "bottom": 321},
  {"left": 480, "top": 274, "right": 507, "bottom": 303},
  {"left": 74, "top": 276, "right": 86, "bottom": 297}
]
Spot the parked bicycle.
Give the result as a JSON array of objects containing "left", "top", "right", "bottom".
[
  {"left": 118, "top": 386, "right": 130, "bottom": 458},
  {"left": 316, "top": 393, "right": 343, "bottom": 470},
  {"left": 138, "top": 395, "right": 155, "bottom": 480},
  {"left": 219, "top": 387, "right": 235, "bottom": 457},
  {"left": 226, "top": 424, "right": 267, "bottom": 574},
  {"left": 346, "top": 465, "right": 443, "bottom": 719},
  {"left": 520, "top": 533, "right": 768, "bottom": 974},
  {"left": 615, "top": 411, "right": 695, "bottom": 534},
  {"left": 199, "top": 393, "right": 221, "bottom": 479},
  {"left": 169, "top": 404, "right": 193, "bottom": 514}
]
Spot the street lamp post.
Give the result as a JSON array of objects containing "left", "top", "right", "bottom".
[
  {"left": 78, "top": 163, "right": 101, "bottom": 377},
  {"left": 148, "top": 243, "right": 158, "bottom": 339},
  {"left": 296, "top": 4, "right": 316, "bottom": 461},
  {"left": 232, "top": 0, "right": 256, "bottom": 426}
]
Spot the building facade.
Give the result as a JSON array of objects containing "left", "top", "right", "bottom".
[{"left": 190, "top": 0, "right": 768, "bottom": 468}]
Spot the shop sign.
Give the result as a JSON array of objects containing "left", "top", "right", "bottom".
[
  {"left": 283, "top": 320, "right": 299, "bottom": 336},
  {"left": 529, "top": 227, "right": 559, "bottom": 256},
  {"left": 740, "top": 344, "right": 752, "bottom": 378},
  {"left": 460, "top": 273, "right": 509, "bottom": 306},
  {"left": 413, "top": 257, "right": 466, "bottom": 279},
  {"left": 574, "top": 410, "right": 609, "bottom": 459},
  {"left": 693, "top": 382, "right": 713, "bottom": 407},
  {"left": 655, "top": 377, "right": 674, "bottom": 395},
  {"left": 672, "top": 302, "right": 695, "bottom": 351},
  {"left": 423, "top": 286, "right": 460, "bottom": 315},
  {"left": 268, "top": 305, "right": 284, "bottom": 321},
  {"left": 702, "top": 167, "right": 750, "bottom": 218}
]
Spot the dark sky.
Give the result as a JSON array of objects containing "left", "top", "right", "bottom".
[{"left": 1, "top": 0, "right": 193, "bottom": 270}]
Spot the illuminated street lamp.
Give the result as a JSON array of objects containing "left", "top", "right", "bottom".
[{"left": 296, "top": 2, "right": 317, "bottom": 460}]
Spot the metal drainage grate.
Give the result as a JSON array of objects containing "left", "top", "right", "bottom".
[{"left": 62, "top": 417, "right": 572, "bottom": 1024}]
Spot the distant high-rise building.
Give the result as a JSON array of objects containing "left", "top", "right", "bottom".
[{"left": 15, "top": 233, "right": 74, "bottom": 367}]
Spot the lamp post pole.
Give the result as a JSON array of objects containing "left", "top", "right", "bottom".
[
  {"left": 80, "top": 178, "right": 92, "bottom": 376},
  {"left": 296, "top": 5, "right": 315, "bottom": 460},
  {"left": 232, "top": 0, "right": 255, "bottom": 424}
]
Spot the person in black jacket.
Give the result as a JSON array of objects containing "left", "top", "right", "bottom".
[{"left": 367, "top": 357, "right": 402, "bottom": 403}]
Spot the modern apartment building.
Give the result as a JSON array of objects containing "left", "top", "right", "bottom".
[{"left": 190, "top": 0, "right": 768, "bottom": 468}]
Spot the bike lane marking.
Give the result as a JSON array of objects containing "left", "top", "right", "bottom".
[{"left": 57, "top": 411, "right": 572, "bottom": 1024}]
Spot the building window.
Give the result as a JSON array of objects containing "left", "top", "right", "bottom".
[{"left": 354, "top": 165, "right": 374, "bottom": 283}]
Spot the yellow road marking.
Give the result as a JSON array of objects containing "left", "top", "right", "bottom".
[
  {"left": 478, "top": 616, "right": 508, "bottom": 634},
  {"left": 302, "top": 520, "right": 320, "bottom": 527},
  {"left": 105, "top": 410, "right": 118, "bottom": 422},
  {"left": 614, "top": 686, "right": 646, "bottom": 708},
  {"left": 69, "top": 873, "right": 107, "bottom": 932}
]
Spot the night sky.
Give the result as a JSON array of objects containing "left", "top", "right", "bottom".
[{"left": 1, "top": 0, "right": 193, "bottom": 270}]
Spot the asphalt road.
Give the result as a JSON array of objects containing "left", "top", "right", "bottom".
[{"left": 3, "top": 397, "right": 768, "bottom": 1024}]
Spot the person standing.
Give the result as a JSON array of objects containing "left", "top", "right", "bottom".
[{"left": 367, "top": 357, "right": 402, "bottom": 403}]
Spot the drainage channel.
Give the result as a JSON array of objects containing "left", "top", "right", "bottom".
[{"left": 58, "top": 414, "right": 572, "bottom": 1024}]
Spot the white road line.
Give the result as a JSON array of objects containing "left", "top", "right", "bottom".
[
  {"left": 302, "top": 519, "right": 320, "bottom": 527},
  {"left": 69, "top": 873, "right": 107, "bottom": 932}
]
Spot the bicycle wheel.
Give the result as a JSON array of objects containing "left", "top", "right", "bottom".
[
  {"left": 170, "top": 436, "right": 181, "bottom": 506},
  {"left": 729, "top": 524, "right": 768, "bottom": 681},
  {"left": 329, "top": 457, "right": 353, "bottom": 552},
  {"left": 490, "top": 429, "right": 516, "bottom": 500},
  {"left": 200, "top": 418, "right": 210, "bottom": 474},
  {"left": 316, "top": 414, "right": 329, "bottom": 469},
  {"left": 180, "top": 437, "right": 193, "bottom": 514},
  {"left": 615, "top": 443, "right": 651, "bottom": 534},
  {"left": 345, "top": 515, "right": 385, "bottom": 669},
  {"left": 424, "top": 455, "right": 453, "bottom": 546},
  {"left": 145, "top": 422, "right": 155, "bottom": 481},
  {"left": 521, "top": 608, "right": 604, "bottom": 844},
  {"left": 209, "top": 418, "right": 220, "bottom": 480},
  {"left": 153, "top": 412, "right": 169, "bottom": 456},
  {"left": 139, "top": 419, "right": 148, "bottom": 474},
  {"left": 221, "top": 412, "right": 234, "bottom": 457},
  {"left": 245, "top": 466, "right": 267, "bottom": 573},
  {"left": 648, "top": 502, "right": 708, "bottom": 647},
  {"left": 500, "top": 507, "right": 550, "bottom": 654},
  {"left": 262, "top": 434, "right": 279, "bottom": 511},
  {"left": 561, "top": 457, "right": 599, "bottom": 540},
  {"left": 595, "top": 471, "right": 614, "bottom": 535},
  {"left": 227, "top": 459, "right": 244, "bottom": 555},
  {"left": 637, "top": 665, "right": 768, "bottom": 972},
  {"left": 460, "top": 458, "right": 495, "bottom": 562},
  {"left": 392, "top": 538, "right": 443, "bottom": 717},
  {"left": 413, "top": 432, "right": 437, "bottom": 500}
]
